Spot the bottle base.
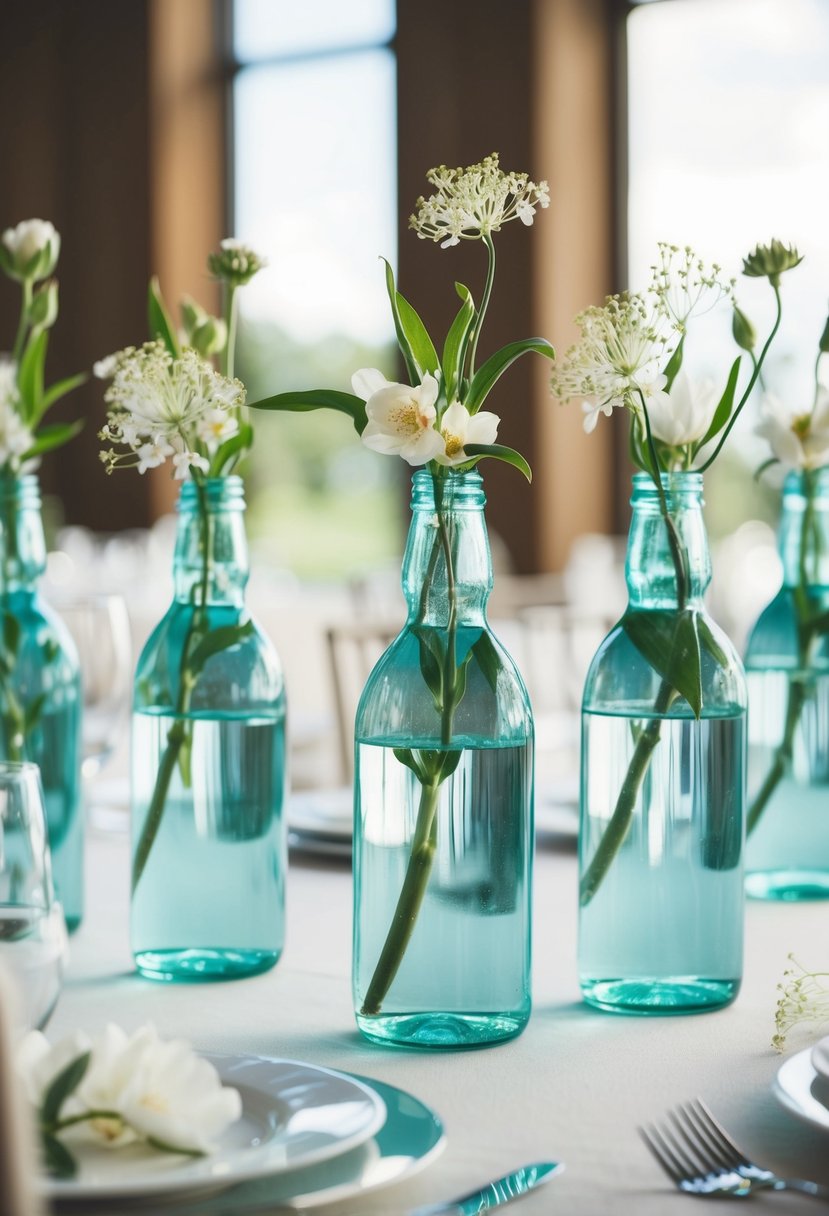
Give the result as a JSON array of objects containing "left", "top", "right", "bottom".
[
  {"left": 581, "top": 976, "right": 740, "bottom": 1015},
  {"left": 355, "top": 1009, "right": 529, "bottom": 1049},
  {"left": 65, "top": 914, "right": 82, "bottom": 935},
  {"left": 134, "top": 946, "right": 281, "bottom": 982},
  {"left": 746, "top": 870, "right": 829, "bottom": 901}
]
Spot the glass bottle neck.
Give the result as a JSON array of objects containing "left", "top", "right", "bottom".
[
  {"left": 402, "top": 470, "right": 492, "bottom": 627},
  {"left": 626, "top": 472, "right": 711, "bottom": 610},
  {"left": 173, "top": 477, "right": 248, "bottom": 606},
  {"left": 778, "top": 468, "right": 829, "bottom": 590},
  {"left": 0, "top": 475, "right": 46, "bottom": 593}
]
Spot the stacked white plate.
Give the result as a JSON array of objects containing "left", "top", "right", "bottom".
[{"left": 773, "top": 1036, "right": 829, "bottom": 1132}]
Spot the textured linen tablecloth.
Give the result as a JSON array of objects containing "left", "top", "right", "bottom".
[{"left": 48, "top": 829, "right": 829, "bottom": 1216}]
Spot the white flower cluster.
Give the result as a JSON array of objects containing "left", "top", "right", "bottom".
[
  {"left": 757, "top": 390, "right": 829, "bottom": 471},
  {"left": 0, "top": 356, "right": 34, "bottom": 470},
  {"left": 98, "top": 342, "right": 244, "bottom": 479},
  {"left": 409, "top": 154, "right": 549, "bottom": 249},
  {"left": 353, "top": 368, "right": 498, "bottom": 467},
  {"left": 19, "top": 1023, "right": 242, "bottom": 1153}
]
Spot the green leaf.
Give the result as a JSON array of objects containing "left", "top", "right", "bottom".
[
  {"left": 413, "top": 626, "right": 445, "bottom": 709},
  {"left": 42, "top": 1132, "right": 77, "bottom": 1179},
  {"left": 188, "top": 620, "right": 254, "bottom": 678},
  {"left": 247, "top": 389, "right": 367, "bottom": 436},
  {"left": 442, "top": 283, "right": 476, "bottom": 404},
  {"left": 382, "top": 258, "right": 419, "bottom": 382},
  {"left": 465, "top": 338, "right": 555, "bottom": 414},
  {"left": 145, "top": 1135, "right": 204, "bottom": 1159},
  {"left": 622, "top": 608, "right": 703, "bottom": 717},
  {"left": 40, "top": 1051, "right": 91, "bottom": 1128},
  {"left": 464, "top": 443, "right": 532, "bottom": 482},
  {"left": 24, "top": 692, "right": 47, "bottom": 733},
  {"left": 3, "top": 612, "right": 20, "bottom": 657},
  {"left": 663, "top": 335, "right": 684, "bottom": 391},
  {"left": 437, "top": 749, "right": 463, "bottom": 782},
  {"left": 395, "top": 292, "right": 439, "bottom": 378},
  {"left": 393, "top": 747, "right": 429, "bottom": 783},
  {"left": 753, "top": 456, "right": 779, "bottom": 482},
  {"left": 18, "top": 329, "right": 48, "bottom": 421},
  {"left": 697, "top": 616, "right": 729, "bottom": 669},
  {"left": 209, "top": 422, "right": 253, "bottom": 477},
  {"left": 22, "top": 420, "right": 84, "bottom": 461},
  {"left": 147, "top": 276, "right": 180, "bottom": 357},
  {"left": 696, "top": 356, "right": 742, "bottom": 451},
  {"left": 471, "top": 631, "right": 503, "bottom": 693},
  {"left": 448, "top": 650, "right": 474, "bottom": 713},
  {"left": 39, "top": 371, "right": 87, "bottom": 418}
]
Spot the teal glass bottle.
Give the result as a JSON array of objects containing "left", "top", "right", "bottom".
[
  {"left": 131, "top": 476, "right": 286, "bottom": 981},
  {"left": 579, "top": 473, "right": 746, "bottom": 1014},
  {"left": 353, "top": 469, "right": 533, "bottom": 1049},
  {"left": 745, "top": 468, "right": 829, "bottom": 899},
  {"left": 0, "top": 475, "right": 82, "bottom": 932}
]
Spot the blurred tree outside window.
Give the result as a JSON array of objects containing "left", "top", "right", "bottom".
[{"left": 231, "top": 0, "right": 403, "bottom": 579}]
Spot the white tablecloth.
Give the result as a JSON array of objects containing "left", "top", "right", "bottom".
[{"left": 49, "top": 829, "right": 829, "bottom": 1215}]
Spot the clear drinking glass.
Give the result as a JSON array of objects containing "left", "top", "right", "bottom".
[{"left": 0, "top": 763, "right": 67, "bottom": 1029}]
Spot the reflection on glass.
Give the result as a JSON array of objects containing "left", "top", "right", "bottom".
[{"left": 0, "top": 763, "right": 66, "bottom": 1030}]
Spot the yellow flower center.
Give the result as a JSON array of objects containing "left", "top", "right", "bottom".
[
  {"left": 443, "top": 431, "right": 464, "bottom": 458},
  {"left": 388, "top": 402, "right": 420, "bottom": 433},
  {"left": 791, "top": 413, "right": 812, "bottom": 439},
  {"left": 139, "top": 1092, "right": 170, "bottom": 1115}
]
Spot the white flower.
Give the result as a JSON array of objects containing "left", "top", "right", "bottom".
[
  {"left": 93, "top": 353, "right": 120, "bottom": 380},
  {"left": 435, "top": 401, "right": 499, "bottom": 466},
  {"left": 354, "top": 368, "right": 445, "bottom": 466},
  {"left": 18, "top": 1023, "right": 242, "bottom": 1155},
  {"left": 757, "top": 390, "right": 829, "bottom": 471},
  {"left": 409, "top": 154, "right": 549, "bottom": 247},
  {"left": 172, "top": 450, "right": 210, "bottom": 479},
  {"left": 99, "top": 343, "right": 244, "bottom": 476},
  {"left": 197, "top": 407, "right": 239, "bottom": 451},
  {"left": 0, "top": 357, "right": 33, "bottom": 468},
  {"left": 0, "top": 356, "right": 17, "bottom": 406},
  {"left": 1, "top": 219, "right": 60, "bottom": 281},
  {"left": 644, "top": 370, "right": 718, "bottom": 447}
]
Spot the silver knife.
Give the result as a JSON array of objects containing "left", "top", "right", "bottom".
[{"left": 408, "top": 1161, "right": 565, "bottom": 1215}]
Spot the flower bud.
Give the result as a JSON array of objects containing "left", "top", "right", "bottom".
[
  {"left": 28, "top": 279, "right": 59, "bottom": 329},
  {"left": 191, "top": 316, "right": 228, "bottom": 357},
  {"left": 179, "top": 295, "right": 207, "bottom": 342},
  {"left": 0, "top": 219, "right": 60, "bottom": 282},
  {"left": 742, "top": 239, "right": 803, "bottom": 287},
  {"left": 731, "top": 303, "right": 756, "bottom": 352},
  {"left": 207, "top": 238, "right": 267, "bottom": 286}
]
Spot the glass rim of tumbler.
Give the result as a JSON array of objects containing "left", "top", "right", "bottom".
[{"left": 0, "top": 761, "right": 42, "bottom": 780}]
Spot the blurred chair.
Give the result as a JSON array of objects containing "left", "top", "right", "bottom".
[
  {"left": 326, "top": 622, "right": 401, "bottom": 783},
  {"left": 0, "top": 964, "right": 44, "bottom": 1216}
]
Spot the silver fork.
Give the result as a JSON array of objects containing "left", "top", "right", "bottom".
[{"left": 639, "top": 1097, "right": 829, "bottom": 1200}]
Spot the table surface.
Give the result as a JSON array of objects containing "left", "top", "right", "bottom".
[{"left": 50, "top": 825, "right": 829, "bottom": 1216}]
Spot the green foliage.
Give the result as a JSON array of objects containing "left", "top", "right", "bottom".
[
  {"left": 40, "top": 1051, "right": 91, "bottom": 1128},
  {"left": 248, "top": 389, "right": 367, "bottom": 435},
  {"left": 441, "top": 283, "right": 475, "bottom": 404},
  {"left": 464, "top": 443, "right": 532, "bottom": 482},
  {"left": 147, "top": 276, "right": 180, "bottom": 357},
  {"left": 465, "top": 338, "right": 555, "bottom": 414}
]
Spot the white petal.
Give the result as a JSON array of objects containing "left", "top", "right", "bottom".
[
  {"left": 467, "top": 409, "right": 500, "bottom": 447},
  {"left": 351, "top": 368, "right": 390, "bottom": 401},
  {"left": 418, "top": 373, "right": 440, "bottom": 411}
]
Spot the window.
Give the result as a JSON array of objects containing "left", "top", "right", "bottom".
[{"left": 229, "top": 0, "right": 402, "bottom": 577}]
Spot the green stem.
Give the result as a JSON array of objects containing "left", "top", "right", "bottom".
[
  {"left": 361, "top": 470, "right": 463, "bottom": 1016},
  {"left": 223, "top": 285, "right": 238, "bottom": 380},
  {"left": 49, "top": 1109, "right": 123, "bottom": 1133},
  {"left": 360, "top": 777, "right": 441, "bottom": 1016},
  {"left": 580, "top": 682, "right": 678, "bottom": 905},
  {"left": 747, "top": 472, "right": 819, "bottom": 836},
  {"left": 699, "top": 285, "right": 783, "bottom": 473},
  {"left": 467, "top": 234, "right": 496, "bottom": 379},
  {"left": 638, "top": 392, "right": 690, "bottom": 610},
  {"left": 12, "top": 279, "right": 32, "bottom": 364},
  {"left": 131, "top": 477, "right": 211, "bottom": 894}
]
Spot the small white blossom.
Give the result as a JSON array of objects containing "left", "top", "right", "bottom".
[
  {"left": 93, "top": 353, "right": 120, "bottom": 380},
  {"left": 99, "top": 342, "right": 244, "bottom": 478},
  {"left": 0, "top": 355, "right": 33, "bottom": 469},
  {"left": 645, "top": 371, "right": 718, "bottom": 448},
  {"left": 409, "top": 154, "right": 549, "bottom": 248},
  {"left": 757, "top": 390, "right": 829, "bottom": 471},
  {"left": 1, "top": 219, "right": 60, "bottom": 281},
  {"left": 354, "top": 368, "right": 445, "bottom": 466},
  {"left": 436, "top": 401, "right": 499, "bottom": 466},
  {"left": 18, "top": 1023, "right": 242, "bottom": 1154},
  {"left": 650, "top": 243, "right": 734, "bottom": 332}
]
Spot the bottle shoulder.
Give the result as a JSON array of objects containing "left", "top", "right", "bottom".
[
  {"left": 355, "top": 623, "right": 533, "bottom": 744},
  {"left": 583, "top": 609, "right": 746, "bottom": 716}
]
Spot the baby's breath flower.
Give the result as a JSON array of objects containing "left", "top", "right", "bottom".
[
  {"left": 207, "top": 238, "right": 267, "bottom": 286},
  {"left": 743, "top": 239, "right": 803, "bottom": 287},
  {"left": 773, "top": 954, "right": 829, "bottom": 1052},
  {"left": 650, "top": 243, "right": 734, "bottom": 332},
  {"left": 550, "top": 293, "right": 671, "bottom": 426},
  {"left": 100, "top": 342, "right": 244, "bottom": 478},
  {"left": 409, "top": 153, "right": 549, "bottom": 248}
]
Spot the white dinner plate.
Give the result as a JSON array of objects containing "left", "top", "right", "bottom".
[
  {"left": 811, "top": 1036, "right": 829, "bottom": 1083},
  {"left": 287, "top": 787, "right": 353, "bottom": 841},
  {"left": 773, "top": 1045, "right": 829, "bottom": 1132},
  {"left": 43, "top": 1055, "right": 387, "bottom": 1201}
]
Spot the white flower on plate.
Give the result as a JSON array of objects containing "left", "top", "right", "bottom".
[
  {"left": 757, "top": 390, "right": 829, "bottom": 471},
  {"left": 1, "top": 219, "right": 60, "bottom": 281},
  {"left": 354, "top": 368, "right": 445, "bottom": 466},
  {"left": 644, "top": 370, "right": 718, "bottom": 447},
  {"left": 18, "top": 1023, "right": 242, "bottom": 1154},
  {"left": 435, "top": 400, "right": 499, "bottom": 466}
]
